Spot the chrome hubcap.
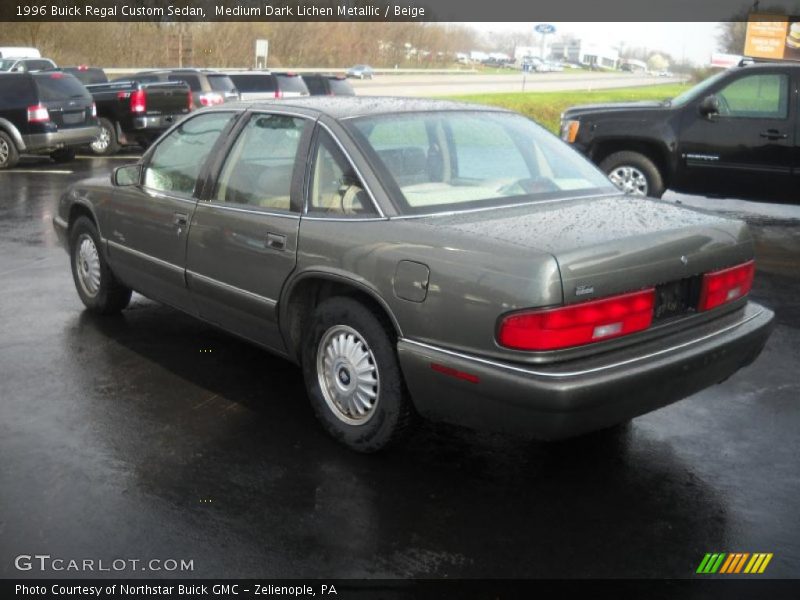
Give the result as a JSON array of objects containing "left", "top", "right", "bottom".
[
  {"left": 316, "top": 325, "right": 380, "bottom": 425},
  {"left": 75, "top": 234, "right": 101, "bottom": 297},
  {"left": 608, "top": 165, "right": 648, "bottom": 196},
  {"left": 91, "top": 126, "right": 110, "bottom": 152},
  {"left": 0, "top": 139, "right": 9, "bottom": 164}
]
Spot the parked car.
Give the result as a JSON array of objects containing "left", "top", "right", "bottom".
[
  {"left": 560, "top": 61, "right": 796, "bottom": 200},
  {"left": 0, "top": 56, "right": 57, "bottom": 72},
  {"left": 61, "top": 66, "right": 108, "bottom": 85},
  {"left": 85, "top": 79, "right": 191, "bottom": 155},
  {"left": 0, "top": 71, "right": 100, "bottom": 168},
  {"left": 301, "top": 73, "right": 355, "bottom": 96},
  {"left": 225, "top": 71, "right": 309, "bottom": 100},
  {"left": 130, "top": 69, "right": 238, "bottom": 108},
  {"left": 52, "top": 98, "right": 774, "bottom": 452},
  {"left": 346, "top": 64, "right": 374, "bottom": 79}
]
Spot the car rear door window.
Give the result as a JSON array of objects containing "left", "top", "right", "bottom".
[
  {"left": 207, "top": 74, "right": 236, "bottom": 93},
  {"left": 144, "top": 112, "right": 236, "bottom": 197},
  {"left": 303, "top": 76, "right": 325, "bottom": 95},
  {"left": 275, "top": 74, "right": 308, "bottom": 94},
  {"left": 168, "top": 74, "right": 201, "bottom": 91},
  {"left": 213, "top": 113, "right": 308, "bottom": 211},
  {"left": 309, "top": 130, "right": 375, "bottom": 216},
  {"left": 717, "top": 74, "right": 789, "bottom": 119}
]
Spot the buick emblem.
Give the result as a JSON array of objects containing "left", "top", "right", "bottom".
[{"left": 680, "top": 255, "right": 688, "bottom": 265}]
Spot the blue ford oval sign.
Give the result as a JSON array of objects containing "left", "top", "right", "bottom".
[{"left": 535, "top": 24, "right": 556, "bottom": 34}]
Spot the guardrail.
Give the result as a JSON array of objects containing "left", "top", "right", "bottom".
[{"left": 103, "top": 67, "right": 480, "bottom": 76}]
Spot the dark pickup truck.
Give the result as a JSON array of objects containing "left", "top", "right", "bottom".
[
  {"left": 560, "top": 61, "right": 797, "bottom": 201},
  {"left": 85, "top": 79, "right": 191, "bottom": 155}
]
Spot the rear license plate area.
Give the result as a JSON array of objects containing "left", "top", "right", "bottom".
[
  {"left": 62, "top": 111, "right": 85, "bottom": 125},
  {"left": 654, "top": 276, "right": 701, "bottom": 321}
]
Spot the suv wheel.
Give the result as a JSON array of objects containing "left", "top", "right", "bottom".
[
  {"left": 302, "top": 297, "right": 416, "bottom": 452},
  {"left": 0, "top": 131, "right": 20, "bottom": 169},
  {"left": 90, "top": 118, "right": 120, "bottom": 156},
  {"left": 600, "top": 151, "right": 665, "bottom": 198},
  {"left": 69, "top": 216, "right": 132, "bottom": 314}
]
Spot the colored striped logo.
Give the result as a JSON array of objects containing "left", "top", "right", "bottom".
[{"left": 696, "top": 553, "right": 773, "bottom": 574}]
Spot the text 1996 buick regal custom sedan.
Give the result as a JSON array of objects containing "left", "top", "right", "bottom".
[{"left": 53, "top": 98, "right": 774, "bottom": 452}]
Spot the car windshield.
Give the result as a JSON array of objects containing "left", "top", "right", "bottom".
[
  {"left": 347, "top": 111, "right": 616, "bottom": 215},
  {"left": 669, "top": 70, "right": 729, "bottom": 107},
  {"left": 0, "top": 59, "right": 17, "bottom": 71}
]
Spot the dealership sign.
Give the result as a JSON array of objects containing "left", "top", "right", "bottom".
[
  {"left": 744, "top": 13, "right": 800, "bottom": 60},
  {"left": 535, "top": 23, "right": 556, "bottom": 34}
]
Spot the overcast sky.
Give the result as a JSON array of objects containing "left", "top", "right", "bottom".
[{"left": 472, "top": 22, "right": 723, "bottom": 64}]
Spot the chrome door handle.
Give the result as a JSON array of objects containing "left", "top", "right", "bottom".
[{"left": 266, "top": 232, "right": 286, "bottom": 251}]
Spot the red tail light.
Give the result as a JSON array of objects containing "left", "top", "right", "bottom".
[
  {"left": 187, "top": 91, "right": 194, "bottom": 110},
  {"left": 198, "top": 92, "right": 223, "bottom": 107},
  {"left": 497, "top": 289, "right": 655, "bottom": 351},
  {"left": 130, "top": 89, "right": 146, "bottom": 113},
  {"left": 274, "top": 90, "right": 282, "bottom": 99},
  {"left": 698, "top": 260, "right": 754, "bottom": 312},
  {"left": 27, "top": 104, "right": 50, "bottom": 123}
]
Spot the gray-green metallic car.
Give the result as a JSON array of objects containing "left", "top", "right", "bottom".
[{"left": 53, "top": 98, "right": 775, "bottom": 452}]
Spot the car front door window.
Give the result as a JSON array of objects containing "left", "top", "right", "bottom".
[
  {"left": 717, "top": 74, "right": 789, "bottom": 119},
  {"left": 143, "top": 112, "right": 235, "bottom": 196}
]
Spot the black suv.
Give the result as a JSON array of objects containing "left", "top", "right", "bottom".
[
  {"left": 130, "top": 69, "right": 238, "bottom": 108},
  {"left": 0, "top": 72, "right": 100, "bottom": 168},
  {"left": 561, "top": 61, "right": 799, "bottom": 201},
  {"left": 225, "top": 71, "right": 309, "bottom": 100},
  {"left": 301, "top": 74, "right": 355, "bottom": 96}
]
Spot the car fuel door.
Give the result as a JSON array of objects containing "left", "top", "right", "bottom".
[
  {"left": 676, "top": 71, "right": 794, "bottom": 198},
  {"left": 186, "top": 111, "right": 314, "bottom": 354}
]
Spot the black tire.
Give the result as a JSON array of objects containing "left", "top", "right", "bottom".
[
  {"left": 599, "top": 150, "right": 665, "bottom": 198},
  {"left": 69, "top": 216, "right": 132, "bottom": 314},
  {"left": 50, "top": 148, "right": 76, "bottom": 163},
  {"left": 302, "top": 296, "right": 416, "bottom": 452},
  {"left": 90, "top": 117, "right": 120, "bottom": 156},
  {"left": 0, "top": 131, "right": 20, "bottom": 169}
]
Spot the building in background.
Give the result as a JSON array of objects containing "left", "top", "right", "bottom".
[{"left": 550, "top": 39, "right": 619, "bottom": 68}]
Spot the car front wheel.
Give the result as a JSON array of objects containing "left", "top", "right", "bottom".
[
  {"left": 600, "top": 150, "right": 665, "bottom": 198},
  {"left": 302, "top": 297, "right": 415, "bottom": 452},
  {"left": 69, "top": 216, "right": 132, "bottom": 314}
]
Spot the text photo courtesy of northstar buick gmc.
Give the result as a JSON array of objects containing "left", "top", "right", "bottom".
[{"left": 53, "top": 98, "right": 774, "bottom": 452}]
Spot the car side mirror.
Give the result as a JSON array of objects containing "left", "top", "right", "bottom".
[
  {"left": 699, "top": 94, "right": 720, "bottom": 118},
  {"left": 112, "top": 164, "right": 141, "bottom": 187}
]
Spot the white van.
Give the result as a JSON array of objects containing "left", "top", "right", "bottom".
[{"left": 0, "top": 47, "right": 42, "bottom": 58}]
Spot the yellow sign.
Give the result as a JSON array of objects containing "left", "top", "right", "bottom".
[{"left": 744, "top": 14, "right": 800, "bottom": 60}]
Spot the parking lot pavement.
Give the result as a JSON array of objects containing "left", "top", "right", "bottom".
[{"left": 0, "top": 156, "right": 798, "bottom": 579}]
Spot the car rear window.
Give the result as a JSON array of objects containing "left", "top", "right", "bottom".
[
  {"left": 302, "top": 76, "right": 325, "bottom": 95},
  {"left": 0, "top": 75, "right": 36, "bottom": 105},
  {"left": 33, "top": 72, "right": 90, "bottom": 102},
  {"left": 65, "top": 68, "right": 107, "bottom": 85},
  {"left": 328, "top": 78, "right": 354, "bottom": 96},
  {"left": 168, "top": 74, "right": 201, "bottom": 91},
  {"left": 276, "top": 74, "right": 308, "bottom": 94},
  {"left": 206, "top": 74, "right": 236, "bottom": 92},
  {"left": 228, "top": 74, "right": 275, "bottom": 93}
]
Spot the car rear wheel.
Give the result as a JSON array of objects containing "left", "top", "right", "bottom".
[
  {"left": 0, "top": 131, "right": 20, "bottom": 169},
  {"left": 600, "top": 151, "right": 665, "bottom": 198},
  {"left": 50, "top": 148, "right": 76, "bottom": 163},
  {"left": 302, "top": 297, "right": 415, "bottom": 452},
  {"left": 69, "top": 216, "right": 132, "bottom": 314},
  {"left": 90, "top": 118, "right": 120, "bottom": 156}
]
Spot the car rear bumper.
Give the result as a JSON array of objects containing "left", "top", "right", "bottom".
[
  {"left": 397, "top": 301, "right": 774, "bottom": 439},
  {"left": 131, "top": 114, "right": 182, "bottom": 131},
  {"left": 23, "top": 126, "right": 101, "bottom": 152}
]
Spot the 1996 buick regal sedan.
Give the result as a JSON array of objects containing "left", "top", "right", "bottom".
[{"left": 53, "top": 98, "right": 775, "bottom": 452}]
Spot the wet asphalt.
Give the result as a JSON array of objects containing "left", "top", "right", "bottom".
[{"left": 0, "top": 154, "right": 798, "bottom": 579}]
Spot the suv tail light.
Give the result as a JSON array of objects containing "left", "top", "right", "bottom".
[
  {"left": 129, "top": 89, "right": 146, "bottom": 113},
  {"left": 274, "top": 90, "right": 283, "bottom": 99},
  {"left": 27, "top": 104, "right": 50, "bottom": 123},
  {"left": 698, "top": 260, "right": 754, "bottom": 312},
  {"left": 187, "top": 91, "right": 194, "bottom": 110},
  {"left": 497, "top": 289, "right": 655, "bottom": 351},
  {"left": 198, "top": 92, "right": 223, "bottom": 107}
]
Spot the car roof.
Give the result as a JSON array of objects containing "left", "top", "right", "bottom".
[{"left": 216, "top": 96, "right": 508, "bottom": 119}]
